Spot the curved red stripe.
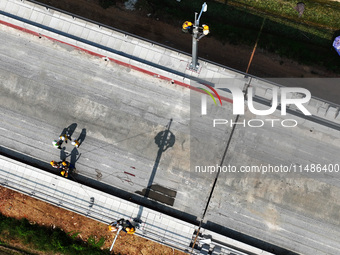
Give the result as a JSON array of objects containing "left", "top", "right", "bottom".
[{"left": 204, "top": 84, "right": 222, "bottom": 106}]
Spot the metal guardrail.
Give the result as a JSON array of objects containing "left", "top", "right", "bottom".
[
  {"left": 25, "top": 0, "right": 246, "bottom": 76},
  {"left": 16, "top": 0, "right": 339, "bottom": 132},
  {"left": 0, "top": 153, "right": 277, "bottom": 254},
  {"left": 23, "top": 0, "right": 340, "bottom": 111}
]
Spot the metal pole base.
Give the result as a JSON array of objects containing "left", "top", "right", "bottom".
[{"left": 189, "top": 62, "right": 199, "bottom": 71}]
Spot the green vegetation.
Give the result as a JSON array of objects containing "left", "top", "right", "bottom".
[
  {"left": 137, "top": 0, "right": 340, "bottom": 72},
  {"left": 230, "top": 0, "right": 340, "bottom": 29},
  {"left": 0, "top": 213, "right": 112, "bottom": 255}
]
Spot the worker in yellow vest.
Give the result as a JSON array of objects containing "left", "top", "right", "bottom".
[
  {"left": 182, "top": 21, "right": 193, "bottom": 33},
  {"left": 60, "top": 161, "right": 70, "bottom": 178},
  {"left": 60, "top": 169, "right": 68, "bottom": 178},
  {"left": 124, "top": 226, "right": 136, "bottom": 234},
  {"left": 71, "top": 139, "right": 80, "bottom": 148},
  {"left": 108, "top": 219, "right": 136, "bottom": 234},
  {"left": 197, "top": 24, "right": 210, "bottom": 41},
  {"left": 59, "top": 132, "right": 71, "bottom": 144},
  {"left": 50, "top": 160, "right": 60, "bottom": 168},
  {"left": 202, "top": 24, "right": 209, "bottom": 35}
]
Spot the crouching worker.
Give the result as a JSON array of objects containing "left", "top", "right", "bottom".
[
  {"left": 121, "top": 219, "right": 136, "bottom": 234},
  {"left": 124, "top": 225, "right": 136, "bottom": 235},
  {"left": 50, "top": 160, "right": 60, "bottom": 168},
  {"left": 60, "top": 169, "right": 69, "bottom": 178},
  {"left": 108, "top": 219, "right": 135, "bottom": 234},
  {"left": 60, "top": 161, "right": 69, "bottom": 178},
  {"left": 59, "top": 161, "right": 75, "bottom": 178},
  {"left": 108, "top": 221, "right": 120, "bottom": 232}
]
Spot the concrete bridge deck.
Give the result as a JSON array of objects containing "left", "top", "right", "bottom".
[{"left": 1, "top": 0, "right": 340, "bottom": 254}]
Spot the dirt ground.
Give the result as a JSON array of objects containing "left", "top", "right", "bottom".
[
  {"left": 35, "top": 0, "right": 339, "bottom": 78},
  {"left": 0, "top": 186, "right": 186, "bottom": 255}
]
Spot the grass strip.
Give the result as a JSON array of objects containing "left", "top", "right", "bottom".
[
  {"left": 0, "top": 213, "right": 113, "bottom": 255},
  {"left": 137, "top": 0, "right": 340, "bottom": 72}
]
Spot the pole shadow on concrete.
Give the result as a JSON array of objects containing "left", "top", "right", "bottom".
[
  {"left": 146, "top": 118, "right": 175, "bottom": 197},
  {"left": 135, "top": 119, "right": 175, "bottom": 224}
]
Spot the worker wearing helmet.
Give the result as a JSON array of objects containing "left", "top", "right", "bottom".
[
  {"left": 121, "top": 220, "right": 136, "bottom": 234},
  {"left": 125, "top": 226, "right": 136, "bottom": 235},
  {"left": 109, "top": 219, "right": 136, "bottom": 234},
  {"left": 202, "top": 24, "right": 209, "bottom": 35},
  {"left": 108, "top": 225, "right": 118, "bottom": 232},
  {"left": 59, "top": 132, "right": 71, "bottom": 143},
  {"left": 108, "top": 219, "right": 122, "bottom": 232},
  {"left": 52, "top": 139, "right": 63, "bottom": 149},
  {"left": 50, "top": 160, "right": 60, "bottom": 168},
  {"left": 60, "top": 170, "right": 68, "bottom": 178},
  {"left": 60, "top": 160, "right": 73, "bottom": 178},
  {"left": 182, "top": 21, "right": 193, "bottom": 33},
  {"left": 197, "top": 24, "right": 210, "bottom": 41},
  {"left": 61, "top": 161, "right": 70, "bottom": 169},
  {"left": 71, "top": 139, "right": 80, "bottom": 148}
]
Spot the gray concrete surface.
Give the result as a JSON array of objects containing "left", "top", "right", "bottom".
[
  {"left": 189, "top": 81, "right": 340, "bottom": 254},
  {"left": 1, "top": 1, "right": 340, "bottom": 255},
  {"left": 202, "top": 111, "right": 340, "bottom": 255},
  {"left": 0, "top": 154, "right": 275, "bottom": 255},
  {"left": 0, "top": 24, "right": 199, "bottom": 214},
  {"left": 0, "top": 155, "right": 195, "bottom": 253}
]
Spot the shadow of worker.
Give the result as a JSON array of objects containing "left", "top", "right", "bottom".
[
  {"left": 67, "top": 123, "right": 77, "bottom": 137},
  {"left": 74, "top": 128, "right": 86, "bottom": 147},
  {"left": 60, "top": 147, "right": 69, "bottom": 161},
  {"left": 59, "top": 123, "right": 77, "bottom": 139},
  {"left": 70, "top": 147, "right": 81, "bottom": 175}
]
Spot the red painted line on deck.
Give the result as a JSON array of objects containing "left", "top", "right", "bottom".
[
  {"left": 0, "top": 19, "right": 40, "bottom": 36},
  {"left": 124, "top": 171, "right": 135, "bottom": 177},
  {"left": 0, "top": 19, "right": 233, "bottom": 104}
]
